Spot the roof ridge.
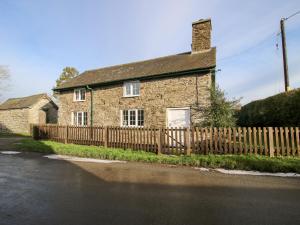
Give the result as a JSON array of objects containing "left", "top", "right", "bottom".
[
  {"left": 6, "top": 93, "right": 47, "bottom": 101},
  {"left": 84, "top": 51, "right": 193, "bottom": 73}
]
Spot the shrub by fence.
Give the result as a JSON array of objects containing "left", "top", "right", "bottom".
[
  {"left": 31, "top": 124, "right": 300, "bottom": 157},
  {"left": 238, "top": 88, "right": 300, "bottom": 127}
]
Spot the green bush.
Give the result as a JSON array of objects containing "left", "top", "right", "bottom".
[{"left": 238, "top": 88, "right": 300, "bottom": 127}]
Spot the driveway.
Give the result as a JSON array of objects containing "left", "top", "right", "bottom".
[{"left": 0, "top": 141, "right": 300, "bottom": 225}]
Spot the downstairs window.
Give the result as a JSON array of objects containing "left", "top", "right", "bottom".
[
  {"left": 121, "top": 109, "right": 144, "bottom": 127},
  {"left": 72, "top": 112, "right": 88, "bottom": 126}
]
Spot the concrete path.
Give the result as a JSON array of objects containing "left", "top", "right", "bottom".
[{"left": 0, "top": 150, "right": 300, "bottom": 225}]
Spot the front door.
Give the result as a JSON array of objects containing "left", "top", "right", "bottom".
[
  {"left": 167, "top": 108, "right": 190, "bottom": 128},
  {"left": 166, "top": 108, "right": 190, "bottom": 148}
]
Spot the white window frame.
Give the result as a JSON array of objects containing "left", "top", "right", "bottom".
[
  {"left": 72, "top": 112, "right": 88, "bottom": 126},
  {"left": 121, "top": 109, "right": 144, "bottom": 127},
  {"left": 73, "top": 88, "right": 86, "bottom": 101},
  {"left": 123, "top": 81, "right": 140, "bottom": 97}
]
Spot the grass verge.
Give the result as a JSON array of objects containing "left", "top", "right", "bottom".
[{"left": 16, "top": 139, "right": 300, "bottom": 173}]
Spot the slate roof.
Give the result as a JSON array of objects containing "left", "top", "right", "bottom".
[
  {"left": 0, "top": 93, "right": 50, "bottom": 110},
  {"left": 54, "top": 47, "right": 216, "bottom": 91}
]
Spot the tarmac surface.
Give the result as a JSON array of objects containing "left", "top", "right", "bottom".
[{"left": 0, "top": 138, "right": 300, "bottom": 225}]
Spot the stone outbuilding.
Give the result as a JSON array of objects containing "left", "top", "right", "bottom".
[{"left": 0, "top": 93, "right": 58, "bottom": 134}]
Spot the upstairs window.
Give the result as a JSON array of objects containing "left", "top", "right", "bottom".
[
  {"left": 74, "top": 88, "right": 86, "bottom": 101},
  {"left": 121, "top": 109, "right": 144, "bottom": 127},
  {"left": 72, "top": 112, "right": 88, "bottom": 126},
  {"left": 123, "top": 81, "right": 140, "bottom": 97}
]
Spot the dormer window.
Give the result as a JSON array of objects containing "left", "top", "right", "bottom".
[
  {"left": 74, "top": 88, "right": 86, "bottom": 101},
  {"left": 123, "top": 81, "right": 140, "bottom": 97}
]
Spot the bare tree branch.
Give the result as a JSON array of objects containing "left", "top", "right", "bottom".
[{"left": 0, "top": 66, "right": 11, "bottom": 97}]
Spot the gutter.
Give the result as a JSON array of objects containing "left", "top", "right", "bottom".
[{"left": 86, "top": 85, "right": 93, "bottom": 127}]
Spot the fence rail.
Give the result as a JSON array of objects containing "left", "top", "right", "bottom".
[{"left": 31, "top": 124, "right": 300, "bottom": 157}]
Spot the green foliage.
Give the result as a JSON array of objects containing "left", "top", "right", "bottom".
[
  {"left": 56, "top": 67, "right": 79, "bottom": 87},
  {"left": 238, "top": 89, "right": 300, "bottom": 127},
  {"left": 201, "top": 86, "right": 240, "bottom": 127},
  {"left": 17, "top": 139, "right": 300, "bottom": 173}
]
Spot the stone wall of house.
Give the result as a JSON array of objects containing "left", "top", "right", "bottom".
[
  {"left": 58, "top": 73, "right": 211, "bottom": 127},
  {"left": 0, "top": 108, "right": 30, "bottom": 133}
]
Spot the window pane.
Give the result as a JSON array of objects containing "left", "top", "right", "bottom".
[
  {"left": 75, "top": 90, "right": 79, "bottom": 101},
  {"left": 73, "top": 112, "right": 77, "bottom": 125},
  {"left": 83, "top": 112, "right": 88, "bottom": 126},
  {"left": 132, "top": 82, "right": 140, "bottom": 95},
  {"left": 129, "top": 110, "right": 136, "bottom": 126},
  {"left": 125, "top": 84, "right": 131, "bottom": 96},
  {"left": 80, "top": 89, "right": 86, "bottom": 100},
  {"left": 138, "top": 110, "right": 144, "bottom": 126},
  {"left": 123, "top": 110, "right": 128, "bottom": 126},
  {"left": 78, "top": 112, "right": 82, "bottom": 126}
]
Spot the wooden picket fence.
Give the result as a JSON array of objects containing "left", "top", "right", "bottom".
[{"left": 31, "top": 124, "right": 300, "bottom": 157}]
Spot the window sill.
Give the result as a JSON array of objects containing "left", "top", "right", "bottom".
[
  {"left": 122, "top": 95, "right": 140, "bottom": 98},
  {"left": 121, "top": 125, "right": 144, "bottom": 128},
  {"left": 73, "top": 100, "right": 86, "bottom": 102}
]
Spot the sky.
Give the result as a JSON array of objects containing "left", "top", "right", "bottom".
[{"left": 0, "top": 0, "right": 299, "bottom": 105}]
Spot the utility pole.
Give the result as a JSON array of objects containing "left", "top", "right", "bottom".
[
  {"left": 279, "top": 10, "right": 300, "bottom": 92},
  {"left": 280, "top": 18, "right": 290, "bottom": 92}
]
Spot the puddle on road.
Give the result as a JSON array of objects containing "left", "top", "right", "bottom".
[
  {"left": 0, "top": 151, "right": 21, "bottom": 155},
  {"left": 44, "top": 154, "right": 126, "bottom": 164},
  {"left": 215, "top": 168, "right": 300, "bottom": 177}
]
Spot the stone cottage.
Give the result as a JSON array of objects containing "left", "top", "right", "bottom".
[
  {"left": 54, "top": 18, "right": 216, "bottom": 128},
  {"left": 0, "top": 93, "right": 58, "bottom": 134}
]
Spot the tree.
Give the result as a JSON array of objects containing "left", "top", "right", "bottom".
[
  {"left": 0, "top": 66, "right": 10, "bottom": 98},
  {"left": 56, "top": 67, "right": 79, "bottom": 87},
  {"left": 200, "top": 86, "right": 241, "bottom": 127}
]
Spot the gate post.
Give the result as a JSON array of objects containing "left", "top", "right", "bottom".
[
  {"left": 156, "top": 128, "right": 162, "bottom": 154},
  {"left": 64, "top": 126, "right": 69, "bottom": 144},
  {"left": 104, "top": 126, "right": 109, "bottom": 148},
  {"left": 268, "top": 127, "right": 275, "bottom": 157},
  {"left": 185, "top": 128, "right": 191, "bottom": 156}
]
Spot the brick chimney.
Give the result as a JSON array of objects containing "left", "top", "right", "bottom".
[{"left": 192, "top": 18, "right": 212, "bottom": 53}]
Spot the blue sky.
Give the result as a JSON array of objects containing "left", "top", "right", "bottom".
[{"left": 0, "top": 0, "right": 299, "bottom": 104}]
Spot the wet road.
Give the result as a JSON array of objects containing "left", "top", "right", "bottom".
[{"left": 1, "top": 151, "right": 300, "bottom": 225}]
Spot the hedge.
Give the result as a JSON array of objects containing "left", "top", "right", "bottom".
[{"left": 238, "top": 88, "right": 300, "bottom": 127}]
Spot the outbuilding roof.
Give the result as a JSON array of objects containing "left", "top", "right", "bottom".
[
  {"left": 0, "top": 93, "right": 53, "bottom": 110},
  {"left": 54, "top": 47, "right": 216, "bottom": 91}
]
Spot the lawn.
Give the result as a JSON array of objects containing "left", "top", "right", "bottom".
[{"left": 16, "top": 139, "right": 300, "bottom": 173}]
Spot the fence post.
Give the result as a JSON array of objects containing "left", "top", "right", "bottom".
[
  {"left": 104, "top": 126, "right": 109, "bottom": 148},
  {"left": 184, "top": 128, "right": 191, "bottom": 156},
  {"left": 268, "top": 127, "right": 275, "bottom": 157},
  {"left": 65, "top": 126, "right": 69, "bottom": 144},
  {"left": 156, "top": 128, "right": 162, "bottom": 154}
]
